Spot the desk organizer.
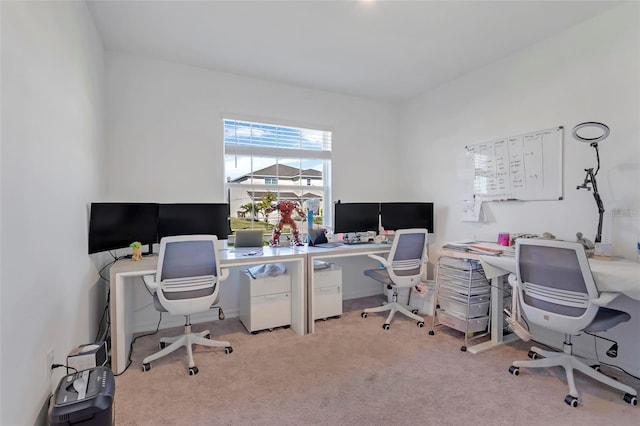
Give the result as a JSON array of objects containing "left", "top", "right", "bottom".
[{"left": 430, "top": 256, "right": 491, "bottom": 351}]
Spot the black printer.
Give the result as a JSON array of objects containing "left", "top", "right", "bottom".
[{"left": 48, "top": 366, "right": 115, "bottom": 426}]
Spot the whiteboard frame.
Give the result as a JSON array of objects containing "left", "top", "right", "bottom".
[{"left": 465, "top": 126, "right": 563, "bottom": 201}]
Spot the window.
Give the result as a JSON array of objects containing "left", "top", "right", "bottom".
[{"left": 224, "top": 118, "right": 332, "bottom": 234}]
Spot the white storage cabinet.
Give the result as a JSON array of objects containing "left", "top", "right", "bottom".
[
  {"left": 313, "top": 266, "right": 343, "bottom": 320},
  {"left": 239, "top": 271, "right": 292, "bottom": 334}
]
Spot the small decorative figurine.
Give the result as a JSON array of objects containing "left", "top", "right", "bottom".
[
  {"left": 576, "top": 232, "right": 595, "bottom": 257},
  {"left": 130, "top": 241, "right": 143, "bottom": 261},
  {"left": 266, "top": 200, "right": 305, "bottom": 247}
]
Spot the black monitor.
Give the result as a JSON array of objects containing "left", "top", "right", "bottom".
[
  {"left": 158, "top": 203, "right": 230, "bottom": 240},
  {"left": 380, "top": 202, "right": 434, "bottom": 233},
  {"left": 333, "top": 202, "right": 380, "bottom": 234},
  {"left": 88, "top": 203, "right": 159, "bottom": 254}
]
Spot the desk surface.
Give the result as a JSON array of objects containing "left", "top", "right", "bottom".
[{"left": 479, "top": 255, "right": 640, "bottom": 301}]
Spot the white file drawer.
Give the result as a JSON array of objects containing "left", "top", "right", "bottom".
[
  {"left": 248, "top": 292, "right": 291, "bottom": 331},
  {"left": 314, "top": 284, "right": 342, "bottom": 320},
  {"left": 249, "top": 274, "right": 291, "bottom": 297},
  {"left": 313, "top": 266, "right": 342, "bottom": 320},
  {"left": 240, "top": 271, "right": 292, "bottom": 333}
]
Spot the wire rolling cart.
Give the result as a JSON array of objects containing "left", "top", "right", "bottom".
[{"left": 428, "top": 256, "right": 491, "bottom": 351}]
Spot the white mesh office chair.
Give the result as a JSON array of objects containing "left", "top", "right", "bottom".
[
  {"left": 361, "top": 228, "right": 428, "bottom": 330},
  {"left": 508, "top": 239, "right": 637, "bottom": 407},
  {"left": 141, "top": 235, "right": 233, "bottom": 375}
]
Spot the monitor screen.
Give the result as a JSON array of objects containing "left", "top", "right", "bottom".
[
  {"left": 88, "top": 203, "right": 159, "bottom": 254},
  {"left": 333, "top": 202, "right": 380, "bottom": 234},
  {"left": 380, "top": 202, "right": 434, "bottom": 233},
  {"left": 158, "top": 203, "right": 230, "bottom": 240}
]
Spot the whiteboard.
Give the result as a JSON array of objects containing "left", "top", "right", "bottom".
[{"left": 465, "top": 126, "right": 563, "bottom": 201}]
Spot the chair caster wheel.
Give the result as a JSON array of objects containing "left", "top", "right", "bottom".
[
  {"left": 225, "top": 346, "right": 233, "bottom": 354},
  {"left": 188, "top": 366, "right": 199, "bottom": 376},
  {"left": 591, "top": 364, "right": 601, "bottom": 372},
  {"left": 218, "top": 308, "right": 225, "bottom": 320},
  {"left": 564, "top": 395, "right": 578, "bottom": 407},
  {"left": 428, "top": 330, "right": 435, "bottom": 336},
  {"left": 412, "top": 309, "right": 419, "bottom": 315},
  {"left": 528, "top": 350, "right": 538, "bottom": 359},
  {"left": 204, "top": 334, "right": 211, "bottom": 340},
  {"left": 508, "top": 366, "right": 519, "bottom": 376},
  {"left": 417, "top": 321, "right": 425, "bottom": 328},
  {"left": 461, "top": 346, "right": 467, "bottom": 352},
  {"left": 159, "top": 342, "right": 166, "bottom": 349},
  {"left": 623, "top": 393, "right": 638, "bottom": 406},
  {"left": 382, "top": 323, "right": 390, "bottom": 330},
  {"left": 361, "top": 312, "right": 368, "bottom": 318},
  {"left": 142, "top": 363, "right": 151, "bottom": 372}
]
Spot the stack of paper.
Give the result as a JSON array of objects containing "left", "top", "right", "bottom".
[
  {"left": 467, "top": 244, "right": 503, "bottom": 256},
  {"left": 442, "top": 240, "right": 473, "bottom": 252}
]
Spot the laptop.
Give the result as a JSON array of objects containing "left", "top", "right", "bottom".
[{"left": 234, "top": 230, "right": 265, "bottom": 248}]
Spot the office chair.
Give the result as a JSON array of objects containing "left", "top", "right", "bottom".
[
  {"left": 361, "top": 228, "right": 428, "bottom": 330},
  {"left": 141, "top": 235, "right": 233, "bottom": 375},
  {"left": 507, "top": 239, "right": 638, "bottom": 407}
]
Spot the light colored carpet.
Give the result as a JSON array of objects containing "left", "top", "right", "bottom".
[{"left": 114, "top": 296, "right": 639, "bottom": 425}]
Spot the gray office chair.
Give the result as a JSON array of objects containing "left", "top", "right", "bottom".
[
  {"left": 508, "top": 239, "right": 637, "bottom": 407},
  {"left": 361, "top": 228, "right": 428, "bottom": 330},
  {"left": 141, "top": 235, "right": 233, "bottom": 375}
]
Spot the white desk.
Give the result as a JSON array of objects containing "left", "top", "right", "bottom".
[
  {"left": 479, "top": 255, "right": 640, "bottom": 301},
  {"left": 297, "top": 243, "right": 393, "bottom": 334},
  {"left": 109, "top": 246, "right": 306, "bottom": 375},
  {"left": 479, "top": 255, "right": 640, "bottom": 375}
]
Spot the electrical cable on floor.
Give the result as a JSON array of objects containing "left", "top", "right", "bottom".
[
  {"left": 114, "top": 312, "right": 163, "bottom": 376},
  {"left": 585, "top": 330, "right": 640, "bottom": 381}
]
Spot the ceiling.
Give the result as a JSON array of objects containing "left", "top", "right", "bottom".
[{"left": 87, "top": 0, "right": 620, "bottom": 103}]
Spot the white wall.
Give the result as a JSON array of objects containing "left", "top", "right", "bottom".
[
  {"left": 103, "top": 51, "right": 402, "bottom": 337},
  {"left": 400, "top": 3, "right": 640, "bottom": 375},
  {"left": 401, "top": 3, "right": 639, "bottom": 259},
  {"left": 104, "top": 51, "right": 401, "bottom": 204},
  {"left": 0, "top": 2, "right": 106, "bottom": 424}
]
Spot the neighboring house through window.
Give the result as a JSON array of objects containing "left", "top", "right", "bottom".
[{"left": 224, "top": 118, "right": 332, "bottom": 233}]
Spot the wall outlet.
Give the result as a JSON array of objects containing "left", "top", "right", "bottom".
[{"left": 46, "top": 348, "right": 55, "bottom": 390}]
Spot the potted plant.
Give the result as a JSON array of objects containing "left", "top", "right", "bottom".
[{"left": 130, "top": 241, "right": 143, "bottom": 261}]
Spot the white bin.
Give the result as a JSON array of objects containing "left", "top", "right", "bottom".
[{"left": 409, "top": 280, "right": 436, "bottom": 316}]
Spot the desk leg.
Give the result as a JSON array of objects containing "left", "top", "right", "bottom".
[
  {"left": 468, "top": 275, "right": 518, "bottom": 354},
  {"left": 110, "top": 274, "right": 135, "bottom": 375},
  {"left": 290, "top": 258, "right": 306, "bottom": 336}
]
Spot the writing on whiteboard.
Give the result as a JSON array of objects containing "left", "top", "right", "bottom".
[{"left": 465, "top": 127, "right": 562, "bottom": 201}]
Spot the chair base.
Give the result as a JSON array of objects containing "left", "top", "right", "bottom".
[
  {"left": 511, "top": 345, "right": 637, "bottom": 404},
  {"left": 363, "top": 301, "right": 425, "bottom": 329},
  {"left": 142, "top": 328, "right": 231, "bottom": 373}
]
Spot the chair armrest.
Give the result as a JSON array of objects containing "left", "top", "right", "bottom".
[
  {"left": 592, "top": 292, "right": 620, "bottom": 307},
  {"left": 143, "top": 274, "right": 159, "bottom": 290},
  {"left": 367, "top": 254, "right": 388, "bottom": 268},
  {"left": 219, "top": 268, "right": 230, "bottom": 282},
  {"left": 507, "top": 273, "right": 518, "bottom": 289}
]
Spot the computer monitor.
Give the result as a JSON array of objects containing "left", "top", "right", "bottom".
[
  {"left": 158, "top": 203, "right": 230, "bottom": 240},
  {"left": 88, "top": 203, "right": 159, "bottom": 254},
  {"left": 380, "top": 202, "right": 434, "bottom": 233},
  {"left": 333, "top": 202, "right": 380, "bottom": 234}
]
